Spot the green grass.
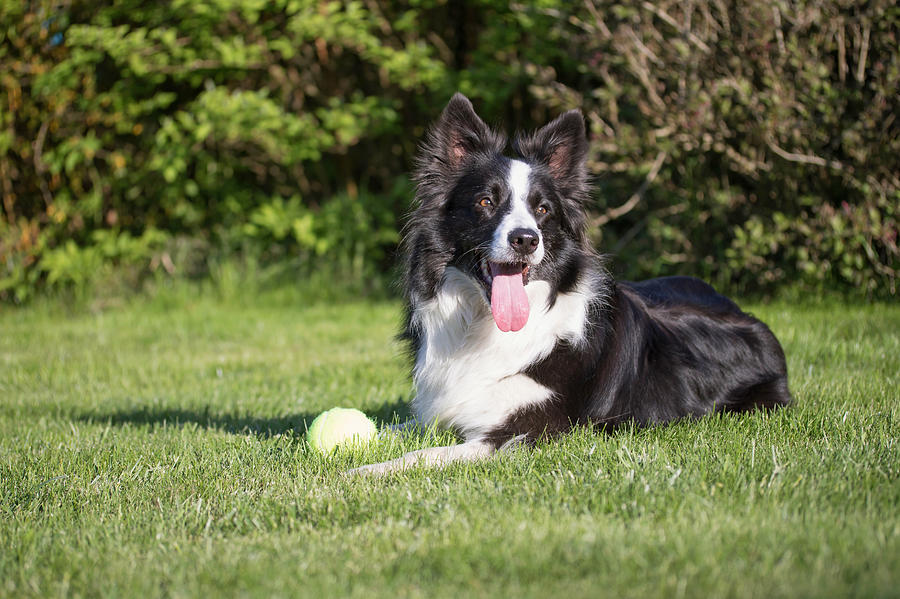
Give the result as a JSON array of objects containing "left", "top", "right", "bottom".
[{"left": 2, "top": 293, "right": 898, "bottom": 598}]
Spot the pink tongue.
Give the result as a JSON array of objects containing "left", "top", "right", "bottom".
[{"left": 489, "top": 263, "right": 530, "bottom": 332}]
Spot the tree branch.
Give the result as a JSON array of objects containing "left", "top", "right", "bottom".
[
  {"left": 640, "top": 2, "right": 711, "bottom": 53},
  {"left": 593, "top": 150, "right": 667, "bottom": 227},
  {"left": 767, "top": 140, "right": 845, "bottom": 171}
]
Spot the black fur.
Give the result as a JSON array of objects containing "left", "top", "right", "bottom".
[
  {"left": 489, "top": 277, "right": 791, "bottom": 442},
  {"left": 403, "top": 94, "right": 791, "bottom": 448}
]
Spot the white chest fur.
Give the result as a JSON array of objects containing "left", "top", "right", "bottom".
[{"left": 409, "top": 267, "right": 594, "bottom": 439}]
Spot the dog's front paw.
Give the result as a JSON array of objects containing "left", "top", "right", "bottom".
[
  {"left": 344, "top": 465, "right": 370, "bottom": 476},
  {"left": 343, "top": 441, "right": 495, "bottom": 477},
  {"left": 344, "top": 463, "right": 379, "bottom": 476},
  {"left": 344, "top": 457, "right": 406, "bottom": 477}
]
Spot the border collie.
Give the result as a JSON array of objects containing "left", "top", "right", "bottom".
[{"left": 350, "top": 93, "right": 790, "bottom": 475}]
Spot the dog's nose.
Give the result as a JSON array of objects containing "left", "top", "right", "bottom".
[{"left": 507, "top": 228, "right": 540, "bottom": 255}]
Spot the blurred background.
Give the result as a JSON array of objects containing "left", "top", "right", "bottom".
[{"left": 1, "top": 0, "right": 897, "bottom": 304}]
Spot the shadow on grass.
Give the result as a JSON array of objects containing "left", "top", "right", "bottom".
[{"left": 77, "top": 398, "right": 411, "bottom": 439}]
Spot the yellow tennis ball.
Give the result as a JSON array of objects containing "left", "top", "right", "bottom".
[{"left": 306, "top": 407, "right": 377, "bottom": 454}]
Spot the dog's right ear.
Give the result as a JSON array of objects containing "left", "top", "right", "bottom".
[
  {"left": 417, "top": 93, "right": 506, "bottom": 175},
  {"left": 514, "top": 110, "right": 588, "bottom": 191}
]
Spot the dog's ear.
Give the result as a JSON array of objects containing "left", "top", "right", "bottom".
[
  {"left": 515, "top": 110, "right": 590, "bottom": 242},
  {"left": 417, "top": 93, "right": 506, "bottom": 174},
  {"left": 514, "top": 110, "right": 588, "bottom": 189}
]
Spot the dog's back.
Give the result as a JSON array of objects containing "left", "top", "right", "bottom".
[{"left": 624, "top": 275, "right": 740, "bottom": 312}]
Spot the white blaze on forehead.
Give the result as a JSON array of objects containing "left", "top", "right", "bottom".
[
  {"left": 507, "top": 160, "right": 532, "bottom": 211},
  {"left": 491, "top": 160, "right": 544, "bottom": 264}
]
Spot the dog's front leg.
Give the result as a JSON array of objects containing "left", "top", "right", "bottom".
[{"left": 346, "top": 439, "right": 494, "bottom": 476}]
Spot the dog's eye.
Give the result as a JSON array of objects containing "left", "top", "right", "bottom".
[
  {"left": 536, "top": 205, "right": 550, "bottom": 215},
  {"left": 478, "top": 197, "right": 493, "bottom": 208}
]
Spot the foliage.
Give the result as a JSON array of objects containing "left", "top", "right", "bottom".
[
  {"left": 546, "top": 0, "right": 900, "bottom": 297},
  {"left": 1, "top": 0, "right": 897, "bottom": 301}
]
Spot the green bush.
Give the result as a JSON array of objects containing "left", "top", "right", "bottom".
[
  {"left": 548, "top": 0, "right": 900, "bottom": 297},
  {"left": 1, "top": 0, "right": 897, "bottom": 302}
]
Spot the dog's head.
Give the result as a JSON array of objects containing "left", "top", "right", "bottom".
[{"left": 405, "top": 93, "right": 591, "bottom": 332}]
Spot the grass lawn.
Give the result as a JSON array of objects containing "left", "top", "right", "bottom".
[{"left": 2, "top": 292, "right": 898, "bottom": 598}]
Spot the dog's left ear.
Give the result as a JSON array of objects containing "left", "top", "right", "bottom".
[{"left": 514, "top": 110, "right": 588, "bottom": 189}]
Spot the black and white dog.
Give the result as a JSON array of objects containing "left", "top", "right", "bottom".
[{"left": 351, "top": 93, "right": 790, "bottom": 475}]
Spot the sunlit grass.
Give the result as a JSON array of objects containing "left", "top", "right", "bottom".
[{"left": 2, "top": 294, "right": 897, "bottom": 598}]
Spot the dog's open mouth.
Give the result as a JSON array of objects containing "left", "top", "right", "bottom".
[{"left": 479, "top": 259, "right": 531, "bottom": 332}]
